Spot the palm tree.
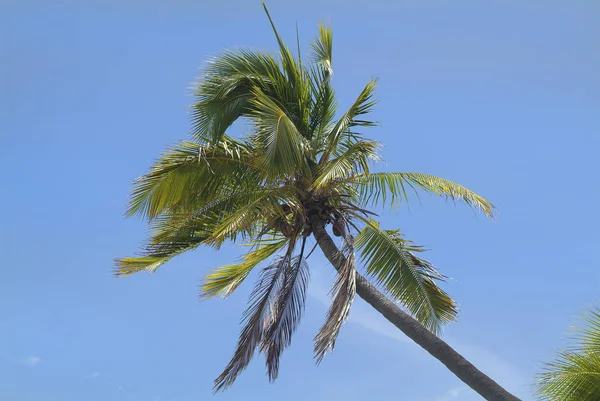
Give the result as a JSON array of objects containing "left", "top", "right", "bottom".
[
  {"left": 115, "top": 5, "right": 519, "bottom": 400},
  {"left": 536, "top": 306, "right": 600, "bottom": 400}
]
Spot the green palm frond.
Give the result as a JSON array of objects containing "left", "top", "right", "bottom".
[
  {"left": 311, "top": 23, "right": 333, "bottom": 77},
  {"left": 317, "top": 79, "right": 378, "bottom": 164},
  {"left": 191, "top": 49, "right": 282, "bottom": 143},
  {"left": 307, "top": 68, "right": 337, "bottom": 141},
  {"left": 116, "top": 205, "right": 232, "bottom": 277},
  {"left": 118, "top": 185, "right": 291, "bottom": 277},
  {"left": 147, "top": 188, "right": 267, "bottom": 243},
  {"left": 206, "top": 186, "right": 301, "bottom": 246},
  {"left": 351, "top": 172, "right": 495, "bottom": 217},
  {"left": 262, "top": 4, "right": 312, "bottom": 135},
  {"left": 262, "top": 3, "right": 300, "bottom": 88},
  {"left": 201, "top": 237, "right": 289, "bottom": 299},
  {"left": 260, "top": 237, "right": 311, "bottom": 380},
  {"left": 114, "top": 229, "right": 210, "bottom": 277},
  {"left": 355, "top": 221, "right": 457, "bottom": 334},
  {"left": 537, "top": 352, "right": 600, "bottom": 400},
  {"left": 314, "top": 236, "right": 356, "bottom": 362},
  {"left": 577, "top": 308, "right": 600, "bottom": 353},
  {"left": 127, "top": 139, "right": 256, "bottom": 219},
  {"left": 312, "top": 140, "right": 381, "bottom": 190},
  {"left": 249, "top": 87, "right": 309, "bottom": 177},
  {"left": 536, "top": 307, "right": 600, "bottom": 401},
  {"left": 214, "top": 241, "right": 297, "bottom": 392}
]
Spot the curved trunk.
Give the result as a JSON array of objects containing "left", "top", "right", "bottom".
[{"left": 310, "top": 217, "right": 520, "bottom": 401}]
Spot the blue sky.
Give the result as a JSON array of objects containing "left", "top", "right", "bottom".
[{"left": 1, "top": 1, "right": 599, "bottom": 400}]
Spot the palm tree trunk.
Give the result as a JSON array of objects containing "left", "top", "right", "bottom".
[{"left": 310, "top": 217, "right": 520, "bottom": 401}]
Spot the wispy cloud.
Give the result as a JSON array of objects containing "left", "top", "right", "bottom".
[
  {"left": 87, "top": 372, "right": 100, "bottom": 379},
  {"left": 20, "top": 356, "right": 41, "bottom": 367},
  {"left": 108, "top": 381, "right": 124, "bottom": 393},
  {"left": 435, "top": 387, "right": 471, "bottom": 401}
]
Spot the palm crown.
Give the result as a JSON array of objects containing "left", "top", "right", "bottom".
[{"left": 116, "top": 5, "right": 494, "bottom": 392}]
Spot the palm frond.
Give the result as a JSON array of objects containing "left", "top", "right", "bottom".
[
  {"left": 147, "top": 187, "right": 264, "bottom": 243},
  {"left": 355, "top": 221, "right": 457, "bottom": 334},
  {"left": 262, "top": 3, "right": 300, "bottom": 88},
  {"left": 127, "top": 139, "right": 256, "bottom": 220},
  {"left": 262, "top": 4, "right": 312, "bottom": 134},
  {"left": 314, "top": 235, "right": 356, "bottom": 362},
  {"left": 201, "top": 237, "right": 289, "bottom": 299},
  {"left": 118, "top": 185, "right": 293, "bottom": 277},
  {"left": 191, "top": 49, "right": 282, "bottom": 143},
  {"left": 537, "top": 307, "right": 600, "bottom": 400},
  {"left": 305, "top": 66, "right": 337, "bottom": 145},
  {"left": 537, "top": 351, "right": 600, "bottom": 400},
  {"left": 206, "top": 185, "right": 300, "bottom": 246},
  {"left": 351, "top": 172, "right": 495, "bottom": 217},
  {"left": 311, "top": 23, "right": 333, "bottom": 77},
  {"left": 214, "top": 241, "right": 296, "bottom": 392},
  {"left": 114, "top": 229, "right": 210, "bottom": 277},
  {"left": 577, "top": 307, "right": 600, "bottom": 353},
  {"left": 318, "top": 79, "right": 378, "bottom": 164},
  {"left": 260, "top": 237, "right": 310, "bottom": 380},
  {"left": 312, "top": 140, "right": 381, "bottom": 190},
  {"left": 249, "top": 87, "right": 309, "bottom": 177}
]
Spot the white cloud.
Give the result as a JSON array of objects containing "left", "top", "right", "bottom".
[
  {"left": 87, "top": 372, "right": 100, "bottom": 379},
  {"left": 435, "top": 387, "right": 471, "bottom": 401},
  {"left": 109, "top": 382, "right": 124, "bottom": 393},
  {"left": 20, "top": 356, "right": 41, "bottom": 367}
]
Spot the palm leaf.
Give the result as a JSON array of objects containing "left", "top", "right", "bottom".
[
  {"left": 191, "top": 50, "right": 282, "bottom": 143},
  {"left": 260, "top": 237, "right": 310, "bottom": 380},
  {"left": 351, "top": 172, "right": 495, "bottom": 217},
  {"left": 537, "top": 307, "right": 600, "bottom": 400},
  {"left": 118, "top": 185, "right": 291, "bottom": 277},
  {"left": 206, "top": 185, "right": 300, "bottom": 246},
  {"left": 314, "top": 235, "right": 356, "bottom": 362},
  {"left": 355, "top": 221, "right": 457, "bottom": 334},
  {"left": 318, "top": 79, "right": 378, "bottom": 164},
  {"left": 262, "top": 4, "right": 312, "bottom": 134},
  {"left": 537, "top": 351, "right": 600, "bottom": 400},
  {"left": 201, "top": 237, "right": 289, "bottom": 298},
  {"left": 312, "top": 140, "right": 381, "bottom": 190},
  {"left": 307, "top": 66, "right": 337, "bottom": 141},
  {"left": 127, "top": 139, "right": 256, "bottom": 220},
  {"left": 577, "top": 307, "right": 600, "bottom": 354},
  {"left": 311, "top": 23, "right": 333, "bottom": 77},
  {"left": 214, "top": 241, "right": 296, "bottom": 392},
  {"left": 262, "top": 3, "right": 299, "bottom": 88},
  {"left": 249, "top": 87, "right": 309, "bottom": 177},
  {"left": 114, "top": 230, "right": 210, "bottom": 277}
]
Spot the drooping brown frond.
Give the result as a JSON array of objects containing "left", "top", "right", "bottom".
[
  {"left": 213, "top": 240, "right": 296, "bottom": 392},
  {"left": 260, "top": 237, "right": 310, "bottom": 380},
  {"left": 313, "top": 234, "right": 356, "bottom": 363}
]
